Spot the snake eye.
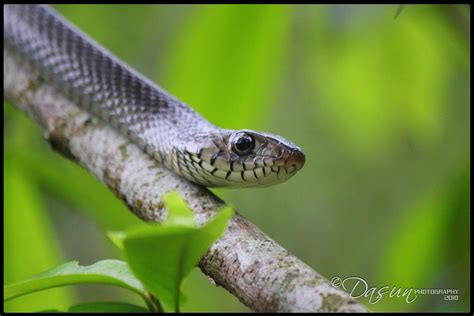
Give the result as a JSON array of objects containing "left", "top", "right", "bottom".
[{"left": 232, "top": 133, "right": 255, "bottom": 156}]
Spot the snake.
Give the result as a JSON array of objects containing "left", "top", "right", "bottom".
[{"left": 4, "top": 4, "right": 305, "bottom": 188}]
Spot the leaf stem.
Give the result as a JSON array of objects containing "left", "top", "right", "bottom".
[{"left": 145, "top": 292, "right": 164, "bottom": 313}]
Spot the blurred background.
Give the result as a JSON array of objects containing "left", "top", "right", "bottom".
[{"left": 4, "top": 4, "right": 470, "bottom": 312}]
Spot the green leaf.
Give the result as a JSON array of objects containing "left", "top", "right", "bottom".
[
  {"left": 38, "top": 302, "right": 150, "bottom": 313},
  {"left": 162, "top": 191, "right": 196, "bottom": 227},
  {"left": 118, "top": 193, "right": 233, "bottom": 312},
  {"left": 107, "top": 231, "right": 127, "bottom": 250},
  {"left": 68, "top": 302, "right": 150, "bottom": 313},
  {"left": 4, "top": 260, "right": 146, "bottom": 302}
]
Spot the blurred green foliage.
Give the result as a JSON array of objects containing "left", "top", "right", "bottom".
[{"left": 3, "top": 4, "right": 470, "bottom": 312}]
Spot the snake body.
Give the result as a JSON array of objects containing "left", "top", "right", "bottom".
[{"left": 4, "top": 4, "right": 305, "bottom": 187}]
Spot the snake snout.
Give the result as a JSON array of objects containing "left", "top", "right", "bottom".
[{"left": 285, "top": 149, "right": 305, "bottom": 173}]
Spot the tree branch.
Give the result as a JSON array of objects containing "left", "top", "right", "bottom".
[{"left": 3, "top": 48, "right": 367, "bottom": 312}]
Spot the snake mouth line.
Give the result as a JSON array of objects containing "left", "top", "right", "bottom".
[{"left": 175, "top": 152, "right": 301, "bottom": 187}]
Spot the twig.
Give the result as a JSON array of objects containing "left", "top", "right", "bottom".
[{"left": 3, "top": 47, "right": 367, "bottom": 312}]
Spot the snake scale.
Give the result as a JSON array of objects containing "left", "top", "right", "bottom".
[{"left": 4, "top": 4, "right": 305, "bottom": 188}]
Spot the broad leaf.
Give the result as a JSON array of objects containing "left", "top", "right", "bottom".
[
  {"left": 4, "top": 260, "right": 146, "bottom": 302},
  {"left": 68, "top": 302, "right": 150, "bottom": 313},
  {"left": 163, "top": 191, "right": 196, "bottom": 227},
  {"left": 117, "top": 192, "right": 233, "bottom": 312}
]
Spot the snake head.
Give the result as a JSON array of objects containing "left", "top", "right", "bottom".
[{"left": 177, "top": 129, "right": 305, "bottom": 188}]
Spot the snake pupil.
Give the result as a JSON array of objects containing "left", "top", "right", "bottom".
[{"left": 232, "top": 133, "right": 255, "bottom": 155}]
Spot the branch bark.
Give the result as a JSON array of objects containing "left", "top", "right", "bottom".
[{"left": 4, "top": 48, "right": 367, "bottom": 313}]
